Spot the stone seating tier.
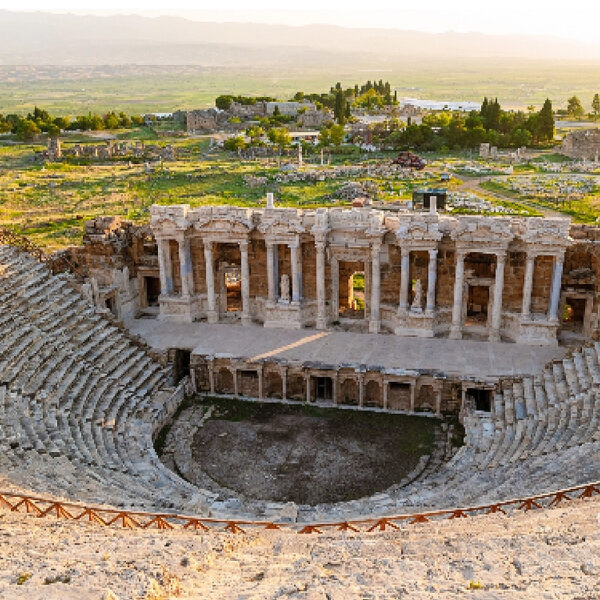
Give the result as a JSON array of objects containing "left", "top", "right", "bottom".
[{"left": 3, "top": 242, "right": 600, "bottom": 523}]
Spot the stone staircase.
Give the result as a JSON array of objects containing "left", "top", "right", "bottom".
[{"left": 0, "top": 245, "right": 207, "bottom": 512}]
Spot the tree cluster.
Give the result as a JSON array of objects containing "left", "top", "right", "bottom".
[
  {"left": 0, "top": 107, "right": 144, "bottom": 141},
  {"left": 367, "top": 98, "right": 555, "bottom": 152},
  {"left": 215, "top": 95, "right": 275, "bottom": 110}
]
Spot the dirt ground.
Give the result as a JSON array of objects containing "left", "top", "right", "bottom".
[{"left": 188, "top": 401, "right": 438, "bottom": 504}]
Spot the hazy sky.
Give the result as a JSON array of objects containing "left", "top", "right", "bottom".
[{"left": 2, "top": 1, "right": 600, "bottom": 44}]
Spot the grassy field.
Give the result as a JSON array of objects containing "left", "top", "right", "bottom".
[
  {"left": 3, "top": 60, "right": 600, "bottom": 114},
  {"left": 1, "top": 133, "right": 597, "bottom": 250}
]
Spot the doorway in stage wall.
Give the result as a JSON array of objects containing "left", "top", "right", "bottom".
[
  {"left": 224, "top": 269, "right": 242, "bottom": 312},
  {"left": 339, "top": 266, "right": 366, "bottom": 320},
  {"left": 145, "top": 276, "right": 161, "bottom": 306},
  {"left": 464, "top": 284, "right": 490, "bottom": 337}
]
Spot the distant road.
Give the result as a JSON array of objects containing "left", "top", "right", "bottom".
[{"left": 556, "top": 121, "right": 600, "bottom": 129}]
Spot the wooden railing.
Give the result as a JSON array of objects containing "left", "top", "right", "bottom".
[{"left": 1, "top": 480, "right": 598, "bottom": 535}]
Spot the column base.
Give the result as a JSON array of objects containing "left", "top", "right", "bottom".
[
  {"left": 206, "top": 310, "right": 218, "bottom": 324},
  {"left": 241, "top": 314, "right": 252, "bottom": 326},
  {"left": 449, "top": 326, "right": 463, "bottom": 340},
  {"left": 488, "top": 329, "right": 501, "bottom": 342},
  {"left": 316, "top": 317, "right": 328, "bottom": 330},
  {"left": 369, "top": 320, "right": 380, "bottom": 334}
]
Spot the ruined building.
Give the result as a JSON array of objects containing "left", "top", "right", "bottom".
[{"left": 561, "top": 128, "right": 600, "bottom": 161}]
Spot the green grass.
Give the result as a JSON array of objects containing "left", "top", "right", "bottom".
[
  {"left": 0, "top": 136, "right": 592, "bottom": 250},
  {"left": 3, "top": 60, "right": 600, "bottom": 114}
]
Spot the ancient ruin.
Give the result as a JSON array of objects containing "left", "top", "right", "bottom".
[
  {"left": 560, "top": 128, "right": 600, "bottom": 160},
  {"left": 40, "top": 138, "right": 176, "bottom": 162}
]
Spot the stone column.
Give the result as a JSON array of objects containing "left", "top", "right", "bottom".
[
  {"left": 521, "top": 252, "right": 535, "bottom": 320},
  {"left": 435, "top": 388, "right": 442, "bottom": 417},
  {"left": 489, "top": 252, "right": 506, "bottom": 342},
  {"left": 258, "top": 368, "right": 263, "bottom": 400},
  {"left": 203, "top": 242, "right": 217, "bottom": 323},
  {"left": 383, "top": 381, "right": 388, "bottom": 410},
  {"left": 410, "top": 381, "right": 416, "bottom": 413},
  {"left": 332, "top": 374, "right": 338, "bottom": 405},
  {"left": 369, "top": 241, "right": 381, "bottom": 333},
  {"left": 305, "top": 373, "right": 311, "bottom": 403},
  {"left": 449, "top": 250, "right": 466, "bottom": 339},
  {"left": 282, "top": 368, "right": 287, "bottom": 400},
  {"left": 290, "top": 242, "right": 300, "bottom": 303},
  {"left": 398, "top": 247, "right": 410, "bottom": 313},
  {"left": 331, "top": 256, "right": 339, "bottom": 319},
  {"left": 157, "top": 237, "right": 173, "bottom": 296},
  {"left": 316, "top": 240, "right": 327, "bottom": 330},
  {"left": 240, "top": 240, "right": 251, "bottom": 325},
  {"left": 266, "top": 242, "right": 276, "bottom": 304},
  {"left": 358, "top": 376, "right": 364, "bottom": 407},
  {"left": 426, "top": 249, "right": 438, "bottom": 314},
  {"left": 548, "top": 254, "right": 564, "bottom": 322},
  {"left": 177, "top": 236, "right": 193, "bottom": 298},
  {"left": 232, "top": 367, "right": 238, "bottom": 396},
  {"left": 208, "top": 359, "right": 215, "bottom": 394}
]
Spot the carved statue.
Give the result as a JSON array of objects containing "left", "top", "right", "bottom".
[
  {"left": 280, "top": 274, "right": 290, "bottom": 303},
  {"left": 411, "top": 279, "right": 423, "bottom": 312}
]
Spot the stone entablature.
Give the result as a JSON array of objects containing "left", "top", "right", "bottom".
[{"left": 150, "top": 204, "right": 580, "bottom": 344}]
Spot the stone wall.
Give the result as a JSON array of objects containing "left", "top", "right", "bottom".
[{"left": 561, "top": 129, "right": 600, "bottom": 160}]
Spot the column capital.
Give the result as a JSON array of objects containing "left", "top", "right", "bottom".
[
  {"left": 495, "top": 251, "right": 507, "bottom": 264},
  {"left": 238, "top": 240, "right": 249, "bottom": 251},
  {"left": 315, "top": 240, "right": 326, "bottom": 252},
  {"left": 400, "top": 246, "right": 410, "bottom": 259},
  {"left": 428, "top": 248, "right": 438, "bottom": 258}
]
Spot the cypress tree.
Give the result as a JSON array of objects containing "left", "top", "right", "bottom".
[
  {"left": 334, "top": 90, "right": 345, "bottom": 125},
  {"left": 538, "top": 99, "right": 554, "bottom": 141}
]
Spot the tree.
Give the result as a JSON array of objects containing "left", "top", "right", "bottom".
[
  {"left": 15, "top": 119, "right": 41, "bottom": 141},
  {"left": 215, "top": 95, "right": 233, "bottom": 110},
  {"left": 267, "top": 127, "right": 291, "bottom": 149},
  {"left": 246, "top": 125, "right": 264, "bottom": 145},
  {"left": 567, "top": 96, "right": 585, "bottom": 119},
  {"left": 223, "top": 136, "right": 246, "bottom": 151},
  {"left": 537, "top": 99, "right": 554, "bottom": 141},
  {"left": 334, "top": 90, "right": 345, "bottom": 125},
  {"left": 0, "top": 115, "right": 11, "bottom": 134},
  {"left": 319, "top": 126, "right": 331, "bottom": 147},
  {"left": 46, "top": 124, "right": 60, "bottom": 138},
  {"left": 103, "top": 112, "right": 120, "bottom": 130},
  {"left": 329, "top": 124, "right": 345, "bottom": 146},
  {"left": 592, "top": 94, "right": 600, "bottom": 119}
]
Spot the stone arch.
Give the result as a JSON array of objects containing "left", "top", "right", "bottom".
[
  {"left": 364, "top": 379, "right": 381, "bottom": 408},
  {"left": 340, "top": 378, "right": 359, "bottom": 406},
  {"left": 216, "top": 367, "right": 234, "bottom": 394}
]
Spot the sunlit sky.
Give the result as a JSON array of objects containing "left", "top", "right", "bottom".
[{"left": 1, "top": 0, "right": 599, "bottom": 44}]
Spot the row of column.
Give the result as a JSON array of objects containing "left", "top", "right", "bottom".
[
  {"left": 157, "top": 236, "right": 251, "bottom": 325},
  {"left": 160, "top": 236, "right": 565, "bottom": 335},
  {"left": 207, "top": 361, "right": 440, "bottom": 414},
  {"left": 449, "top": 249, "right": 565, "bottom": 341}
]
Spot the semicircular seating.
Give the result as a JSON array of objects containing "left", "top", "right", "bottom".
[{"left": 3, "top": 241, "right": 600, "bottom": 524}]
